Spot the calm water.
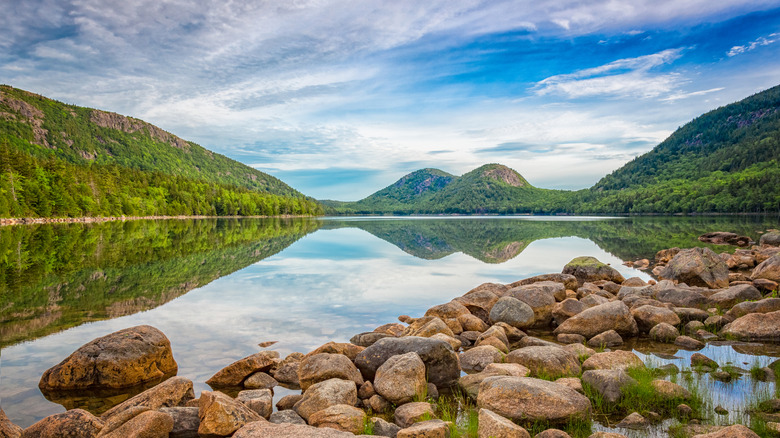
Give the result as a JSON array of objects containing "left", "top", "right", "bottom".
[{"left": 1, "top": 215, "right": 778, "bottom": 429}]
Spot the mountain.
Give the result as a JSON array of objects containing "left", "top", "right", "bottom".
[
  {"left": 0, "top": 85, "right": 322, "bottom": 217},
  {"left": 577, "top": 84, "right": 780, "bottom": 214},
  {"left": 332, "top": 163, "right": 570, "bottom": 214}
]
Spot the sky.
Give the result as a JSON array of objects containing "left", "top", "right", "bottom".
[{"left": 2, "top": 1, "right": 780, "bottom": 200}]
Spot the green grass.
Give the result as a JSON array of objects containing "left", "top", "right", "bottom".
[
  {"left": 524, "top": 419, "right": 593, "bottom": 438},
  {"left": 360, "top": 415, "right": 375, "bottom": 435}
]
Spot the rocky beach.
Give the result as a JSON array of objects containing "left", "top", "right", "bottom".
[{"left": 4, "top": 230, "right": 780, "bottom": 438}]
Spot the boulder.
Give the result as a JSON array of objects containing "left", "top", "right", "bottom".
[
  {"left": 367, "top": 394, "right": 391, "bottom": 413},
  {"left": 425, "top": 302, "right": 470, "bottom": 320},
  {"left": 0, "top": 409, "right": 22, "bottom": 438},
  {"left": 655, "top": 287, "right": 711, "bottom": 308},
  {"left": 725, "top": 298, "right": 780, "bottom": 320},
  {"left": 675, "top": 335, "right": 705, "bottom": 350},
  {"left": 98, "top": 410, "right": 173, "bottom": 438},
  {"left": 691, "top": 353, "right": 718, "bottom": 369},
  {"left": 580, "top": 294, "right": 609, "bottom": 307},
  {"left": 630, "top": 305, "right": 681, "bottom": 333},
  {"left": 351, "top": 332, "right": 393, "bottom": 348},
  {"left": 454, "top": 288, "right": 500, "bottom": 322},
  {"left": 477, "top": 326, "right": 510, "bottom": 348},
  {"left": 477, "top": 376, "right": 591, "bottom": 423},
  {"left": 760, "top": 232, "right": 780, "bottom": 247},
  {"left": 272, "top": 353, "right": 303, "bottom": 386},
  {"left": 505, "top": 286, "right": 555, "bottom": 328},
  {"left": 615, "top": 412, "right": 648, "bottom": 429},
  {"left": 22, "top": 409, "right": 103, "bottom": 438},
  {"left": 308, "top": 404, "right": 365, "bottom": 434},
  {"left": 674, "top": 307, "right": 710, "bottom": 323},
  {"left": 478, "top": 409, "right": 530, "bottom": 438},
  {"left": 243, "top": 372, "right": 278, "bottom": 390},
  {"left": 506, "top": 346, "right": 581, "bottom": 379},
  {"left": 269, "top": 410, "right": 306, "bottom": 425},
  {"left": 509, "top": 274, "right": 579, "bottom": 292},
  {"left": 752, "top": 255, "right": 780, "bottom": 282},
  {"left": 553, "top": 301, "right": 638, "bottom": 339},
  {"left": 489, "top": 296, "right": 535, "bottom": 329},
  {"left": 587, "top": 330, "right": 622, "bottom": 348},
  {"left": 293, "top": 378, "right": 358, "bottom": 422},
  {"left": 557, "top": 333, "right": 586, "bottom": 344},
  {"left": 552, "top": 299, "right": 587, "bottom": 325},
  {"left": 358, "top": 381, "right": 376, "bottom": 399},
  {"left": 371, "top": 417, "right": 401, "bottom": 437},
  {"left": 458, "top": 314, "right": 490, "bottom": 332},
  {"left": 394, "top": 402, "right": 435, "bottom": 428},
  {"left": 483, "top": 363, "right": 531, "bottom": 377},
  {"left": 206, "top": 351, "right": 279, "bottom": 387},
  {"left": 555, "top": 377, "right": 583, "bottom": 394},
  {"left": 306, "top": 342, "right": 365, "bottom": 361},
  {"left": 536, "top": 430, "right": 572, "bottom": 438},
  {"left": 38, "top": 325, "right": 177, "bottom": 391},
  {"left": 404, "top": 317, "right": 455, "bottom": 338},
  {"left": 460, "top": 345, "right": 504, "bottom": 373},
  {"left": 233, "top": 421, "right": 359, "bottom": 437},
  {"left": 276, "top": 394, "right": 303, "bottom": 411},
  {"left": 698, "top": 232, "right": 750, "bottom": 246},
  {"left": 581, "top": 351, "right": 644, "bottom": 371},
  {"left": 237, "top": 389, "right": 273, "bottom": 419},
  {"left": 659, "top": 248, "right": 729, "bottom": 289},
  {"left": 649, "top": 322, "right": 680, "bottom": 342},
  {"left": 101, "top": 376, "right": 194, "bottom": 422},
  {"left": 298, "top": 353, "right": 364, "bottom": 391},
  {"left": 397, "top": 419, "right": 449, "bottom": 438},
  {"left": 354, "top": 337, "right": 460, "bottom": 389},
  {"left": 430, "top": 333, "right": 463, "bottom": 351},
  {"left": 562, "top": 257, "right": 625, "bottom": 287},
  {"left": 158, "top": 407, "right": 199, "bottom": 438},
  {"left": 721, "top": 310, "right": 780, "bottom": 341},
  {"left": 651, "top": 380, "right": 691, "bottom": 400},
  {"left": 709, "top": 284, "right": 762, "bottom": 309},
  {"left": 581, "top": 369, "right": 636, "bottom": 403},
  {"left": 198, "top": 390, "right": 262, "bottom": 436},
  {"left": 562, "top": 343, "right": 595, "bottom": 362},
  {"left": 374, "top": 352, "right": 427, "bottom": 405},
  {"left": 691, "top": 424, "right": 759, "bottom": 438}
]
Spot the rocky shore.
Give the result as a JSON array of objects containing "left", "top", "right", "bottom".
[
  {"left": 5, "top": 231, "right": 780, "bottom": 438},
  {"left": 0, "top": 215, "right": 311, "bottom": 227}
]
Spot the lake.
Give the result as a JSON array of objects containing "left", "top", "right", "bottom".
[{"left": 1, "top": 215, "right": 778, "bottom": 432}]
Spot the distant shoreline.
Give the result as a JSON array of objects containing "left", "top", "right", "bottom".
[{"left": 0, "top": 215, "right": 318, "bottom": 227}]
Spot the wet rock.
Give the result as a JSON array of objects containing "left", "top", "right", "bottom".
[
  {"left": 581, "top": 369, "right": 636, "bottom": 403},
  {"left": 375, "top": 352, "right": 427, "bottom": 405},
  {"left": 677, "top": 404, "right": 693, "bottom": 417},
  {"left": 460, "top": 345, "right": 505, "bottom": 373},
  {"left": 557, "top": 333, "right": 586, "bottom": 344},
  {"left": 198, "top": 390, "right": 262, "bottom": 436},
  {"left": 243, "top": 371, "right": 277, "bottom": 390},
  {"left": 553, "top": 301, "right": 638, "bottom": 339},
  {"left": 0, "top": 409, "right": 22, "bottom": 438},
  {"left": 586, "top": 330, "right": 622, "bottom": 348},
  {"left": 490, "top": 296, "right": 535, "bottom": 329},
  {"left": 562, "top": 256, "right": 625, "bottom": 287},
  {"left": 478, "top": 408, "right": 529, "bottom": 438},
  {"left": 98, "top": 410, "right": 173, "bottom": 438},
  {"left": 308, "top": 404, "right": 365, "bottom": 434},
  {"left": 753, "top": 255, "right": 780, "bottom": 282},
  {"left": 714, "top": 405, "right": 728, "bottom": 415},
  {"left": 552, "top": 299, "right": 587, "bottom": 325},
  {"left": 709, "top": 284, "right": 762, "bottom": 309},
  {"left": 293, "top": 378, "right": 358, "bottom": 422},
  {"left": 725, "top": 298, "right": 780, "bottom": 320},
  {"left": 355, "top": 337, "right": 460, "bottom": 389},
  {"left": 581, "top": 351, "right": 644, "bottom": 371},
  {"left": 397, "top": 419, "right": 449, "bottom": 438},
  {"left": 674, "top": 335, "right": 705, "bottom": 350},
  {"left": 298, "top": 353, "right": 364, "bottom": 391},
  {"left": 158, "top": 407, "right": 198, "bottom": 438},
  {"left": 615, "top": 412, "right": 648, "bottom": 429},
  {"left": 505, "top": 286, "right": 555, "bottom": 328},
  {"left": 649, "top": 322, "right": 680, "bottom": 342},
  {"left": 101, "top": 376, "right": 194, "bottom": 422},
  {"left": 22, "top": 409, "right": 103, "bottom": 438},
  {"left": 659, "top": 248, "right": 729, "bottom": 289},
  {"left": 276, "top": 394, "right": 302, "bottom": 411},
  {"left": 371, "top": 417, "right": 401, "bottom": 437},
  {"left": 630, "top": 305, "right": 681, "bottom": 333},
  {"left": 38, "top": 325, "right": 177, "bottom": 391},
  {"left": 506, "top": 346, "right": 581, "bottom": 379},
  {"left": 351, "top": 332, "right": 393, "bottom": 347},
  {"left": 476, "top": 376, "right": 591, "bottom": 423},
  {"left": 711, "top": 371, "right": 733, "bottom": 382},
  {"left": 269, "top": 410, "right": 306, "bottom": 425},
  {"left": 206, "top": 351, "right": 279, "bottom": 387},
  {"left": 233, "top": 421, "right": 359, "bottom": 437},
  {"left": 651, "top": 380, "right": 691, "bottom": 400},
  {"left": 720, "top": 310, "right": 780, "bottom": 341},
  {"left": 237, "top": 389, "right": 273, "bottom": 419},
  {"left": 394, "top": 402, "right": 436, "bottom": 428}
]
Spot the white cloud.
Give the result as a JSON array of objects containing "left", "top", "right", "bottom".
[
  {"left": 661, "top": 87, "right": 725, "bottom": 101},
  {"left": 728, "top": 32, "right": 780, "bottom": 56}
]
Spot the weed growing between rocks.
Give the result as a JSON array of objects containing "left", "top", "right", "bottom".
[
  {"left": 525, "top": 418, "right": 594, "bottom": 438},
  {"left": 360, "top": 415, "right": 375, "bottom": 435},
  {"left": 433, "top": 388, "right": 479, "bottom": 438}
]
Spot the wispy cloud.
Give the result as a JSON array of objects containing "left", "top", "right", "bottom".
[
  {"left": 661, "top": 87, "right": 725, "bottom": 101},
  {"left": 728, "top": 32, "right": 780, "bottom": 56}
]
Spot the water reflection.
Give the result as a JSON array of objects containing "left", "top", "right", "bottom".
[{"left": 1, "top": 215, "right": 777, "bottom": 428}]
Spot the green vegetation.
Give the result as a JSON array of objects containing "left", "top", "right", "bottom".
[
  {"left": 0, "top": 85, "right": 322, "bottom": 218},
  {"left": 0, "top": 218, "right": 320, "bottom": 347}
]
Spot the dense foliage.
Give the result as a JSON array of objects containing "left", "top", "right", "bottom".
[{"left": 0, "top": 85, "right": 322, "bottom": 218}]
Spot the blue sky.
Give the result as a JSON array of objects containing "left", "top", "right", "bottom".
[{"left": 2, "top": 1, "right": 780, "bottom": 200}]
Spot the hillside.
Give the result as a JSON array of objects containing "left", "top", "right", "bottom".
[
  {"left": 334, "top": 164, "right": 571, "bottom": 214},
  {"left": 0, "top": 85, "right": 322, "bottom": 217}
]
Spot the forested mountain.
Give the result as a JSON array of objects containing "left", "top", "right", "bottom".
[{"left": 0, "top": 85, "right": 322, "bottom": 217}]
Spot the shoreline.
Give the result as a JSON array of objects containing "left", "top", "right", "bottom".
[{"left": 0, "top": 214, "right": 319, "bottom": 227}]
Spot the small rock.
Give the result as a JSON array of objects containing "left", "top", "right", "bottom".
[
  {"left": 206, "top": 351, "right": 279, "bottom": 387},
  {"left": 691, "top": 353, "right": 718, "bottom": 369},
  {"left": 368, "top": 394, "right": 391, "bottom": 413},
  {"left": 615, "top": 412, "right": 648, "bottom": 429},
  {"left": 535, "top": 429, "right": 571, "bottom": 438},
  {"left": 269, "top": 410, "right": 306, "bottom": 425},
  {"left": 358, "top": 381, "right": 376, "bottom": 399},
  {"left": 557, "top": 333, "right": 586, "bottom": 344},
  {"left": 22, "top": 410, "right": 103, "bottom": 438},
  {"left": 714, "top": 405, "right": 728, "bottom": 415},
  {"left": 308, "top": 404, "right": 365, "bottom": 435},
  {"left": 243, "top": 371, "right": 278, "bottom": 390},
  {"left": 677, "top": 404, "right": 693, "bottom": 417},
  {"left": 506, "top": 346, "right": 581, "bottom": 379},
  {"left": 394, "top": 402, "right": 436, "bottom": 428},
  {"left": 581, "top": 351, "right": 644, "bottom": 371},
  {"left": 276, "top": 394, "right": 303, "bottom": 411},
  {"left": 649, "top": 322, "right": 680, "bottom": 342},
  {"left": 371, "top": 417, "right": 401, "bottom": 438},
  {"left": 587, "top": 330, "right": 623, "bottom": 348},
  {"left": 397, "top": 419, "right": 450, "bottom": 438},
  {"left": 675, "top": 335, "right": 705, "bottom": 350},
  {"left": 158, "top": 407, "right": 198, "bottom": 438},
  {"left": 651, "top": 380, "right": 691, "bottom": 400},
  {"left": 198, "top": 390, "right": 262, "bottom": 436},
  {"left": 460, "top": 346, "right": 504, "bottom": 373},
  {"left": 478, "top": 408, "right": 530, "bottom": 438},
  {"left": 711, "top": 371, "right": 732, "bottom": 382},
  {"left": 581, "top": 369, "right": 636, "bottom": 403},
  {"left": 237, "top": 389, "right": 273, "bottom": 419},
  {"left": 0, "top": 409, "right": 22, "bottom": 438}
]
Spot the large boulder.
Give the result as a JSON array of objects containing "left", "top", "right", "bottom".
[
  {"left": 509, "top": 274, "right": 579, "bottom": 292},
  {"left": 721, "top": 310, "right": 780, "bottom": 342},
  {"left": 489, "top": 296, "right": 535, "bottom": 329},
  {"left": 630, "top": 305, "right": 681, "bottom": 333},
  {"left": 233, "top": 420, "right": 360, "bottom": 437},
  {"left": 298, "top": 353, "right": 364, "bottom": 391},
  {"left": 552, "top": 298, "right": 587, "bottom": 325},
  {"left": 581, "top": 369, "right": 636, "bottom": 403},
  {"left": 38, "top": 325, "right": 177, "bottom": 391},
  {"left": 753, "top": 255, "right": 780, "bottom": 282},
  {"left": 581, "top": 351, "right": 644, "bottom": 371},
  {"left": 374, "top": 352, "right": 427, "bottom": 405},
  {"left": 206, "top": 351, "right": 280, "bottom": 387},
  {"left": 101, "top": 376, "right": 194, "bottom": 422},
  {"left": 22, "top": 409, "right": 103, "bottom": 438},
  {"left": 394, "top": 402, "right": 436, "bottom": 428},
  {"left": 354, "top": 337, "right": 460, "bottom": 388},
  {"left": 659, "top": 248, "right": 729, "bottom": 289},
  {"left": 198, "top": 390, "right": 262, "bottom": 436},
  {"left": 709, "top": 284, "right": 762, "bottom": 309},
  {"left": 454, "top": 288, "right": 501, "bottom": 323},
  {"left": 293, "top": 378, "right": 358, "bottom": 422},
  {"left": 553, "top": 301, "right": 638, "bottom": 339},
  {"left": 0, "top": 409, "right": 22, "bottom": 438},
  {"left": 760, "top": 232, "right": 780, "bottom": 247},
  {"left": 238, "top": 389, "right": 273, "bottom": 419},
  {"left": 725, "top": 298, "right": 780, "bottom": 320},
  {"left": 562, "top": 257, "right": 625, "bottom": 287},
  {"left": 308, "top": 404, "right": 365, "bottom": 435},
  {"left": 506, "top": 346, "right": 581, "bottom": 379},
  {"left": 306, "top": 342, "right": 365, "bottom": 361},
  {"left": 460, "top": 345, "right": 504, "bottom": 373},
  {"left": 505, "top": 286, "right": 556, "bottom": 328},
  {"left": 477, "top": 376, "right": 591, "bottom": 423},
  {"left": 98, "top": 410, "right": 174, "bottom": 438},
  {"left": 655, "top": 287, "right": 711, "bottom": 308},
  {"left": 478, "top": 408, "right": 530, "bottom": 438},
  {"left": 425, "top": 301, "right": 470, "bottom": 320},
  {"left": 691, "top": 424, "right": 759, "bottom": 438}
]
